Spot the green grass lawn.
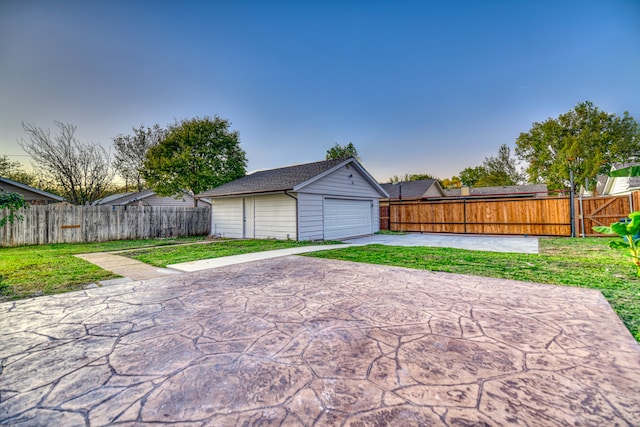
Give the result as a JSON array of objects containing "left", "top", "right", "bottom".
[
  {"left": 0, "top": 236, "right": 208, "bottom": 300},
  {"left": 0, "top": 238, "right": 340, "bottom": 300},
  {"left": 2, "top": 235, "right": 638, "bottom": 342},
  {"left": 125, "top": 239, "right": 341, "bottom": 267},
  {"left": 306, "top": 237, "right": 640, "bottom": 341}
]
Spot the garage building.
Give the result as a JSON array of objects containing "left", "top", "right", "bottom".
[{"left": 196, "top": 157, "right": 388, "bottom": 241}]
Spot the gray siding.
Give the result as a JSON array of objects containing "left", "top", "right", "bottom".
[
  {"left": 371, "top": 198, "right": 380, "bottom": 233},
  {"left": 297, "top": 193, "right": 324, "bottom": 240},
  {"left": 300, "top": 164, "right": 382, "bottom": 198},
  {"left": 424, "top": 185, "right": 444, "bottom": 198},
  {"left": 208, "top": 164, "right": 383, "bottom": 241},
  {"left": 298, "top": 165, "right": 381, "bottom": 240}
]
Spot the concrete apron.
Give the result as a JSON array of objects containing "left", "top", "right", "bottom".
[{"left": 344, "top": 233, "right": 539, "bottom": 254}]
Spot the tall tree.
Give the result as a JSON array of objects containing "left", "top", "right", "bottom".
[
  {"left": 113, "top": 124, "right": 165, "bottom": 192},
  {"left": 326, "top": 142, "right": 359, "bottom": 160},
  {"left": 143, "top": 116, "right": 247, "bottom": 205},
  {"left": 19, "top": 121, "right": 113, "bottom": 204},
  {"left": 0, "top": 155, "right": 36, "bottom": 186},
  {"left": 388, "top": 173, "right": 437, "bottom": 183},
  {"left": 440, "top": 176, "right": 462, "bottom": 189},
  {"left": 515, "top": 101, "right": 640, "bottom": 191},
  {"left": 459, "top": 166, "right": 487, "bottom": 187},
  {"left": 481, "top": 144, "right": 523, "bottom": 186},
  {"left": 459, "top": 145, "right": 522, "bottom": 187}
]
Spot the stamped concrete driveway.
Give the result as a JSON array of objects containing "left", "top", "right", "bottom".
[{"left": 1, "top": 256, "right": 639, "bottom": 426}]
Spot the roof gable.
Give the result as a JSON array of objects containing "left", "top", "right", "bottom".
[
  {"left": 197, "top": 158, "right": 388, "bottom": 198},
  {"left": 381, "top": 179, "right": 442, "bottom": 199},
  {"left": 0, "top": 176, "right": 65, "bottom": 202}
]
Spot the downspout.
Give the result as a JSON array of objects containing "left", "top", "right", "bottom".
[{"left": 284, "top": 191, "right": 298, "bottom": 240}]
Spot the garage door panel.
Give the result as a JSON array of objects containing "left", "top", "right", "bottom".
[{"left": 324, "top": 198, "right": 372, "bottom": 240}]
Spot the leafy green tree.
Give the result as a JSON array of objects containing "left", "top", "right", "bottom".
[
  {"left": 19, "top": 121, "right": 113, "bottom": 205},
  {"left": 113, "top": 124, "right": 166, "bottom": 192},
  {"left": 459, "top": 145, "right": 522, "bottom": 187},
  {"left": 515, "top": 101, "right": 640, "bottom": 191},
  {"left": 143, "top": 116, "right": 247, "bottom": 205},
  {"left": 0, "top": 189, "right": 27, "bottom": 227},
  {"left": 388, "top": 173, "right": 437, "bottom": 183},
  {"left": 440, "top": 176, "right": 461, "bottom": 189},
  {"left": 459, "top": 166, "right": 487, "bottom": 187},
  {"left": 326, "top": 142, "right": 359, "bottom": 160},
  {"left": 0, "top": 155, "right": 36, "bottom": 186},
  {"left": 481, "top": 144, "right": 523, "bottom": 186}
]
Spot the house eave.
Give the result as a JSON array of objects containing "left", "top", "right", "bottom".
[
  {"left": 0, "top": 177, "right": 65, "bottom": 202},
  {"left": 199, "top": 190, "right": 293, "bottom": 199}
]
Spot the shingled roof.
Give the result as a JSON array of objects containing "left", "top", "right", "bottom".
[
  {"left": 197, "top": 157, "right": 387, "bottom": 198},
  {"left": 0, "top": 176, "right": 65, "bottom": 203},
  {"left": 380, "top": 179, "right": 441, "bottom": 200}
]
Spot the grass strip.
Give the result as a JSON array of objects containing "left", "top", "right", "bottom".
[
  {"left": 0, "top": 236, "right": 207, "bottom": 300},
  {"left": 306, "top": 237, "right": 640, "bottom": 341}
]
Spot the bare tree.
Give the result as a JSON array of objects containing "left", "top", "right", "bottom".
[
  {"left": 113, "top": 124, "right": 166, "bottom": 192},
  {"left": 19, "top": 121, "right": 113, "bottom": 205}
]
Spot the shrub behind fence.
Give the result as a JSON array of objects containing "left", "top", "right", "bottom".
[{"left": 0, "top": 205, "right": 211, "bottom": 247}]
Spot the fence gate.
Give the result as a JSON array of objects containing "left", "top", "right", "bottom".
[{"left": 578, "top": 194, "right": 636, "bottom": 237}]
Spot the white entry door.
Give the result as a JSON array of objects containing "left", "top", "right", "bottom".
[
  {"left": 323, "top": 198, "right": 372, "bottom": 240},
  {"left": 243, "top": 197, "right": 255, "bottom": 238}
]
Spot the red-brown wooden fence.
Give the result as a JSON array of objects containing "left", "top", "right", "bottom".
[{"left": 380, "top": 192, "right": 640, "bottom": 237}]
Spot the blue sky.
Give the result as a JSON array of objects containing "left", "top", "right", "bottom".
[{"left": 1, "top": 0, "right": 639, "bottom": 182}]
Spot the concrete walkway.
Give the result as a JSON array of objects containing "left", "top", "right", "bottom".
[
  {"left": 167, "top": 244, "right": 349, "bottom": 272},
  {"left": 75, "top": 244, "right": 350, "bottom": 283},
  {"left": 76, "top": 233, "right": 540, "bottom": 285},
  {"left": 1, "top": 256, "right": 638, "bottom": 425},
  {"left": 75, "top": 253, "right": 181, "bottom": 281},
  {"left": 345, "top": 232, "right": 539, "bottom": 254}
]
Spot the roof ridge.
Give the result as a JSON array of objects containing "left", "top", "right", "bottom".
[{"left": 247, "top": 158, "right": 345, "bottom": 175}]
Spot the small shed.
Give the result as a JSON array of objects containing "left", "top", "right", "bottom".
[
  {"left": 196, "top": 157, "right": 388, "bottom": 240},
  {"left": 0, "top": 176, "right": 64, "bottom": 205}
]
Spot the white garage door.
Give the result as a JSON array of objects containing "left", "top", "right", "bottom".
[{"left": 324, "top": 198, "right": 372, "bottom": 240}]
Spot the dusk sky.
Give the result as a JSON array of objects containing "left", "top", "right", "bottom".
[{"left": 1, "top": 0, "right": 639, "bottom": 183}]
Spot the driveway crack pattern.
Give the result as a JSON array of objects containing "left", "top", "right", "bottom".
[{"left": 1, "top": 256, "right": 639, "bottom": 426}]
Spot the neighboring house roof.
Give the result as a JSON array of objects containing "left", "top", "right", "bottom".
[
  {"left": 93, "top": 189, "right": 156, "bottom": 206},
  {"left": 92, "top": 192, "right": 135, "bottom": 205},
  {"left": 444, "top": 184, "right": 548, "bottom": 198},
  {"left": 196, "top": 157, "right": 388, "bottom": 198},
  {"left": 380, "top": 179, "right": 444, "bottom": 200},
  {"left": 93, "top": 189, "right": 210, "bottom": 206},
  {"left": 0, "top": 176, "right": 65, "bottom": 202}
]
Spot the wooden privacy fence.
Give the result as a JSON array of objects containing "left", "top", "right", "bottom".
[
  {"left": 0, "top": 205, "right": 211, "bottom": 247},
  {"left": 381, "top": 192, "right": 640, "bottom": 237}
]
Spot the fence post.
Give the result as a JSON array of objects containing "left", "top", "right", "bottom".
[
  {"left": 569, "top": 168, "right": 575, "bottom": 237},
  {"left": 463, "top": 198, "right": 467, "bottom": 234}
]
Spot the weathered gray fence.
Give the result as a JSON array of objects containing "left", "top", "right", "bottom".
[{"left": 0, "top": 205, "right": 211, "bottom": 247}]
